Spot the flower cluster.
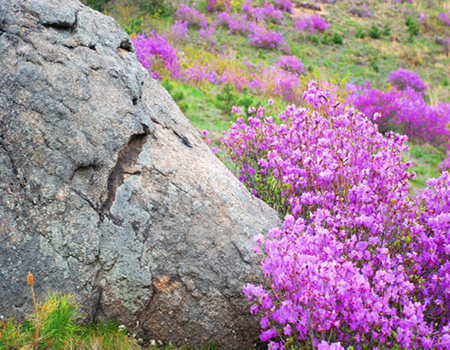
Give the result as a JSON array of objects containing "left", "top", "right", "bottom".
[
  {"left": 349, "top": 1, "right": 370, "bottom": 18},
  {"left": 438, "top": 12, "right": 450, "bottom": 27},
  {"left": 387, "top": 68, "right": 428, "bottom": 93},
  {"left": 247, "top": 22, "right": 290, "bottom": 52},
  {"left": 274, "top": 0, "right": 294, "bottom": 13},
  {"left": 132, "top": 31, "right": 181, "bottom": 80},
  {"left": 294, "top": 14, "right": 330, "bottom": 34},
  {"left": 171, "top": 20, "right": 189, "bottom": 41},
  {"left": 276, "top": 55, "right": 305, "bottom": 75},
  {"left": 221, "top": 82, "right": 450, "bottom": 349},
  {"left": 241, "top": 0, "right": 285, "bottom": 24},
  {"left": 175, "top": 4, "right": 208, "bottom": 28},
  {"left": 347, "top": 81, "right": 450, "bottom": 147},
  {"left": 215, "top": 11, "right": 248, "bottom": 34}
]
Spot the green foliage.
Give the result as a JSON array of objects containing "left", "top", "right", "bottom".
[
  {"left": 405, "top": 15, "right": 419, "bottom": 42},
  {"left": 404, "top": 143, "right": 447, "bottom": 189},
  {"left": 331, "top": 33, "right": 343, "bottom": 45},
  {"left": 123, "top": 16, "right": 143, "bottom": 35},
  {"left": 368, "top": 23, "right": 381, "bottom": 39},
  {"left": 37, "top": 293, "right": 81, "bottom": 349},
  {"left": 77, "top": 320, "right": 141, "bottom": 350},
  {"left": 139, "top": 0, "right": 171, "bottom": 17},
  {"left": 239, "top": 88, "right": 256, "bottom": 116},
  {"left": 80, "top": 0, "right": 112, "bottom": 12},
  {"left": 382, "top": 23, "right": 391, "bottom": 37},
  {"left": 0, "top": 318, "right": 29, "bottom": 349},
  {"left": 214, "top": 84, "right": 258, "bottom": 118},
  {"left": 355, "top": 27, "right": 366, "bottom": 39},
  {"left": 311, "top": 34, "right": 320, "bottom": 44},
  {"left": 369, "top": 55, "right": 379, "bottom": 73},
  {"left": 321, "top": 33, "right": 343, "bottom": 45},
  {"left": 0, "top": 293, "right": 143, "bottom": 350}
]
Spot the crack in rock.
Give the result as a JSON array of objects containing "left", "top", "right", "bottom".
[{"left": 101, "top": 124, "right": 150, "bottom": 218}]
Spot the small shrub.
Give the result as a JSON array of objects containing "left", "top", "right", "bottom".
[
  {"left": 215, "top": 12, "right": 247, "bottom": 35},
  {"left": 387, "top": 68, "right": 428, "bottom": 93},
  {"left": 171, "top": 20, "right": 189, "bottom": 41},
  {"left": 140, "top": 0, "right": 170, "bottom": 17},
  {"left": 294, "top": 14, "right": 330, "bottom": 34},
  {"left": 132, "top": 31, "right": 181, "bottom": 80},
  {"left": 382, "top": 23, "right": 391, "bottom": 37},
  {"left": 331, "top": 32, "right": 343, "bottom": 45},
  {"left": 215, "top": 83, "right": 239, "bottom": 115},
  {"left": 175, "top": 4, "right": 208, "bottom": 29},
  {"left": 310, "top": 34, "right": 320, "bottom": 44},
  {"left": 368, "top": 23, "right": 381, "bottom": 39},
  {"left": 405, "top": 15, "right": 419, "bottom": 42},
  {"left": 247, "top": 22, "right": 289, "bottom": 52},
  {"left": 355, "top": 27, "right": 366, "bottom": 38},
  {"left": 276, "top": 55, "right": 305, "bottom": 75},
  {"left": 437, "top": 12, "right": 450, "bottom": 27},
  {"left": 123, "top": 16, "right": 142, "bottom": 35},
  {"left": 369, "top": 55, "right": 379, "bottom": 72}
]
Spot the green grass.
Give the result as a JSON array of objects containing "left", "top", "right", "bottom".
[
  {"left": 0, "top": 291, "right": 257, "bottom": 350},
  {"left": 403, "top": 142, "right": 447, "bottom": 189}
]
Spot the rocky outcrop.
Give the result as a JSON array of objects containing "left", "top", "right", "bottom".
[{"left": 0, "top": 0, "right": 280, "bottom": 348}]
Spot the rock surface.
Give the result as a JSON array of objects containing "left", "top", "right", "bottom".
[{"left": 0, "top": 0, "right": 280, "bottom": 348}]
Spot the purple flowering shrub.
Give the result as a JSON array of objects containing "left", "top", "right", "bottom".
[
  {"left": 276, "top": 55, "right": 305, "bottom": 75},
  {"left": 132, "top": 31, "right": 181, "bottom": 80},
  {"left": 348, "top": 82, "right": 450, "bottom": 147},
  {"left": 349, "top": 1, "right": 370, "bottom": 18},
  {"left": 438, "top": 12, "right": 450, "bottom": 27},
  {"left": 241, "top": 0, "right": 285, "bottom": 24},
  {"left": 171, "top": 20, "right": 189, "bottom": 41},
  {"left": 247, "top": 22, "right": 290, "bottom": 52},
  {"left": 387, "top": 68, "right": 428, "bottom": 93},
  {"left": 294, "top": 14, "right": 330, "bottom": 34},
  {"left": 274, "top": 0, "right": 294, "bottom": 13},
  {"left": 175, "top": 4, "right": 208, "bottom": 29},
  {"left": 215, "top": 12, "right": 248, "bottom": 34},
  {"left": 222, "top": 82, "right": 450, "bottom": 349}
]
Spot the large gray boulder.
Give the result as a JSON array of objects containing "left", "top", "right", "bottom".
[{"left": 0, "top": 0, "right": 279, "bottom": 348}]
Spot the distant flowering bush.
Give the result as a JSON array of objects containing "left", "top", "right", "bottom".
[
  {"left": 274, "top": 0, "right": 294, "bottom": 13},
  {"left": 349, "top": 1, "right": 370, "bottom": 18},
  {"left": 171, "top": 20, "right": 189, "bottom": 41},
  {"left": 222, "top": 82, "right": 450, "bottom": 349},
  {"left": 438, "top": 12, "right": 450, "bottom": 27},
  {"left": 387, "top": 68, "right": 428, "bottom": 93},
  {"left": 276, "top": 55, "right": 304, "bottom": 75},
  {"left": 247, "top": 22, "right": 290, "bottom": 52},
  {"left": 132, "top": 31, "right": 181, "bottom": 80},
  {"left": 175, "top": 4, "right": 208, "bottom": 28},
  {"left": 241, "top": 0, "right": 285, "bottom": 24},
  {"left": 348, "top": 81, "right": 450, "bottom": 146},
  {"left": 294, "top": 14, "right": 330, "bottom": 34},
  {"left": 198, "top": 26, "right": 216, "bottom": 45},
  {"left": 215, "top": 11, "right": 248, "bottom": 34},
  {"left": 418, "top": 12, "right": 428, "bottom": 22}
]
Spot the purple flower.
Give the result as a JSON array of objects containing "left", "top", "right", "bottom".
[{"left": 260, "top": 328, "right": 277, "bottom": 341}]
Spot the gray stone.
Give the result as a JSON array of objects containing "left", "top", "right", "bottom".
[{"left": 0, "top": 0, "right": 280, "bottom": 348}]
